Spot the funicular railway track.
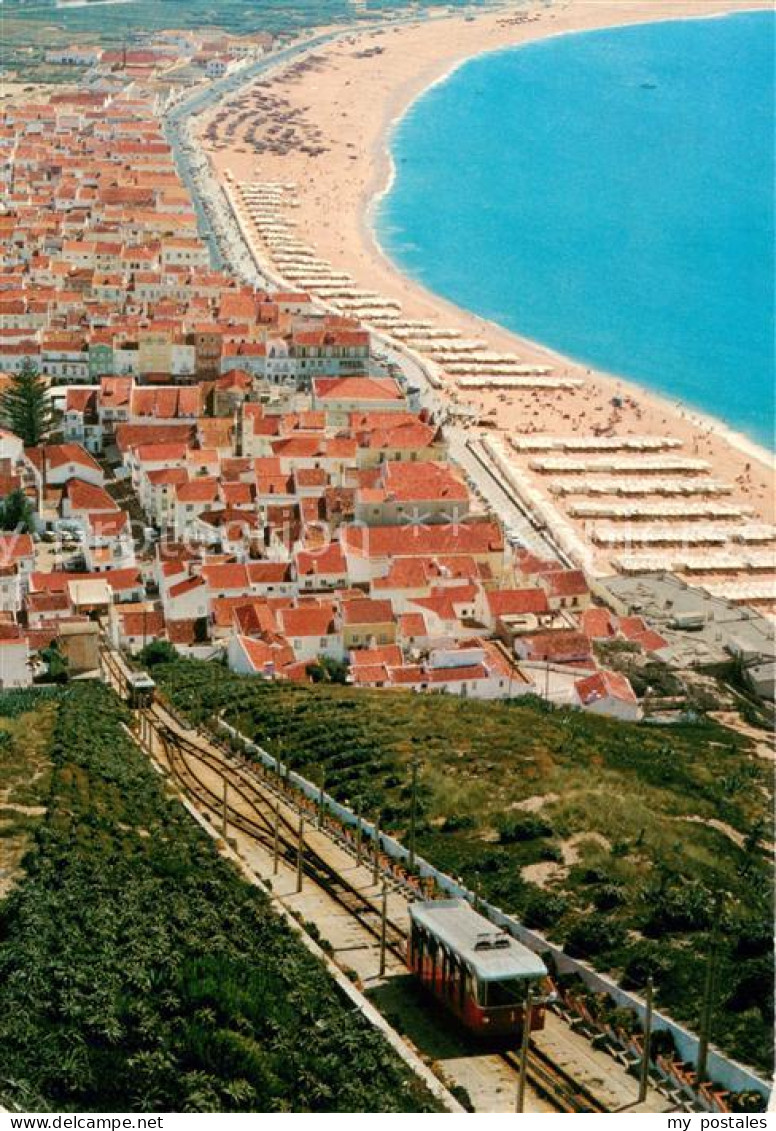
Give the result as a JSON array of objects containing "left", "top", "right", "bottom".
[
  {"left": 152, "top": 715, "right": 408, "bottom": 957},
  {"left": 101, "top": 643, "right": 611, "bottom": 1114}
]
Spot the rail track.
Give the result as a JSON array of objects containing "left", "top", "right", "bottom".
[
  {"left": 101, "top": 643, "right": 612, "bottom": 1114},
  {"left": 150, "top": 712, "right": 408, "bottom": 958}
]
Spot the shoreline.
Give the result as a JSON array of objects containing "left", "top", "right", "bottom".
[
  {"left": 199, "top": 0, "right": 774, "bottom": 582},
  {"left": 363, "top": 5, "right": 774, "bottom": 468}
]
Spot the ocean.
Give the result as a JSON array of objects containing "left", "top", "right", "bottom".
[{"left": 377, "top": 11, "right": 775, "bottom": 449}]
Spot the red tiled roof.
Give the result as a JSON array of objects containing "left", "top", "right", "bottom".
[
  {"left": 487, "top": 588, "right": 550, "bottom": 618},
  {"left": 64, "top": 478, "right": 118, "bottom": 513},
  {"left": 313, "top": 376, "right": 402, "bottom": 402},
  {"left": 116, "top": 424, "right": 194, "bottom": 453},
  {"left": 377, "top": 460, "right": 467, "bottom": 503},
  {"left": 349, "top": 645, "right": 403, "bottom": 668},
  {"left": 295, "top": 543, "right": 347, "bottom": 577},
  {"left": 120, "top": 609, "right": 166, "bottom": 638},
  {"left": 619, "top": 615, "right": 649, "bottom": 640},
  {"left": 247, "top": 562, "right": 291, "bottom": 584},
  {"left": 176, "top": 477, "right": 219, "bottom": 504},
  {"left": 168, "top": 575, "right": 207, "bottom": 600},
  {"left": 0, "top": 533, "right": 34, "bottom": 565},
  {"left": 340, "top": 597, "right": 393, "bottom": 625},
  {"left": 629, "top": 629, "right": 670, "bottom": 654},
  {"left": 398, "top": 612, "right": 429, "bottom": 638},
  {"left": 279, "top": 606, "right": 335, "bottom": 638},
  {"left": 519, "top": 630, "right": 591, "bottom": 661},
  {"left": 46, "top": 443, "right": 102, "bottom": 473},
  {"left": 576, "top": 670, "right": 638, "bottom": 705},
  {"left": 342, "top": 521, "right": 503, "bottom": 560},
  {"left": 29, "top": 568, "right": 141, "bottom": 594},
  {"left": 202, "top": 563, "right": 250, "bottom": 592},
  {"left": 539, "top": 569, "right": 589, "bottom": 599},
  {"left": 234, "top": 634, "right": 295, "bottom": 673},
  {"left": 580, "top": 608, "right": 618, "bottom": 640},
  {"left": 135, "top": 442, "right": 189, "bottom": 463}
]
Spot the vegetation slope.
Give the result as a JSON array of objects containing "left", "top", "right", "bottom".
[
  {"left": 153, "top": 659, "right": 774, "bottom": 1076},
  {"left": 0, "top": 683, "right": 441, "bottom": 1113}
]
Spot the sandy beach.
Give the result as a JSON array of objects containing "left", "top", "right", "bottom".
[{"left": 198, "top": 0, "right": 774, "bottom": 589}]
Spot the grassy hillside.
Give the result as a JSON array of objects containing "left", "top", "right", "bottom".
[
  {"left": 0, "top": 689, "right": 60, "bottom": 900},
  {"left": 154, "top": 659, "right": 774, "bottom": 1076},
  {"left": 0, "top": 683, "right": 441, "bottom": 1113}
]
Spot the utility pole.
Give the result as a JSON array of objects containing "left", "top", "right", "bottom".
[
  {"left": 221, "top": 778, "right": 228, "bottom": 838},
  {"left": 318, "top": 767, "right": 326, "bottom": 829},
  {"left": 638, "top": 975, "right": 654, "bottom": 1104},
  {"left": 379, "top": 878, "right": 388, "bottom": 978},
  {"left": 409, "top": 756, "right": 419, "bottom": 872},
  {"left": 697, "top": 894, "right": 724, "bottom": 1085},
  {"left": 296, "top": 815, "right": 304, "bottom": 893},
  {"left": 355, "top": 798, "right": 363, "bottom": 866},
  {"left": 273, "top": 794, "right": 280, "bottom": 875},
  {"left": 516, "top": 987, "right": 533, "bottom": 1113},
  {"left": 372, "top": 812, "right": 381, "bottom": 886}
]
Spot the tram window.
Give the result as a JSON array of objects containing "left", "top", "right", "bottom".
[{"left": 482, "top": 978, "right": 527, "bottom": 1008}]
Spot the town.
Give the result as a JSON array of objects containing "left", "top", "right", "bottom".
[{"left": 0, "top": 79, "right": 772, "bottom": 723}]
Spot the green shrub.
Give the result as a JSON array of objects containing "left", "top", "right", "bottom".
[
  {"left": 440, "top": 814, "right": 476, "bottom": 833},
  {"left": 564, "top": 914, "right": 627, "bottom": 959},
  {"left": 522, "top": 891, "right": 568, "bottom": 930},
  {"left": 138, "top": 640, "right": 180, "bottom": 667},
  {"left": 622, "top": 941, "right": 673, "bottom": 991},
  {"left": 498, "top": 814, "right": 554, "bottom": 844},
  {"left": 592, "top": 883, "right": 625, "bottom": 912},
  {"left": 644, "top": 881, "right": 713, "bottom": 936}
]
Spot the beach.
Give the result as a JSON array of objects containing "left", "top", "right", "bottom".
[{"left": 198, "top": 0, "right": 774, "bottom": 586}]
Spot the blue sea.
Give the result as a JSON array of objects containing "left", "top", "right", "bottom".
[{"left": 377, "top": 11, "right": 775, "bottom": 449}]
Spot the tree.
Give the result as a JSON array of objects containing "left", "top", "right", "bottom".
[
  {"left": 0, "top": 358, "right": 52, "bottom": 446},
  {"left": 38, "top": 641, "right": 69, "bottom": 684},
  {"left": 306, "top": 656, "right": 349, "bottom": 684},
  {"left": 0, "top": 488, "right": 34, "bottom": 532},
  {"left": 138, "top": 640, "right": 179, "bottom": 667}
]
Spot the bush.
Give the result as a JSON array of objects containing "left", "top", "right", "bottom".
[
  {"left": 592, "top": 883, "right": 625, "bottom": 912},
  {"left": 650, "top": 1028, "right": 677, "bottom": 1058},
  {"left": 498, "top": 814, "right": 554, "bottom": 844},
  {"left": 138, "top": 640, "right": 179, "bottom": 667},
  {"left": 564, "top": 914, "right": 627, "bottom": 959},
  {"left": 724, "top": 957, "right": 774, "bottom": 1018},
  {"left": 522, "top": 891, "right": 568, "bottom": 930},
  {"left": 38, "top": 642, "right": 69, "bottom": 684},
  {"left": 622, "top": 941, "right": 673, "bottom": 991},
  {"left": 306, "top": 657, "right": 349, "bottom": 684},
  {"left": 644, "top": 881, "right": 713, "bottom": 936},
  {"left": 441, "top": 814, "right": 476, "bottom": 833}
]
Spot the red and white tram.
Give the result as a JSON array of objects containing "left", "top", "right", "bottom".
[{"left": 408, "top": 899, "right": 549, "bottom": 1038}]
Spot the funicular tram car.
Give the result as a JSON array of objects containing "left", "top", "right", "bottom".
[
  {"left": 126, "top": 670, "right": 156, "bottom": 710},
  {"left": 408, "top": 899, "right": 549, "bottom": 1038}
]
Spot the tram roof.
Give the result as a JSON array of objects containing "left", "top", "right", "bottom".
[
  {"left": 127, "top": 671, "right": 155, "bottom": 689},
  {"left": 410, "top": 899, "right": 547, "bottom": 982}
]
